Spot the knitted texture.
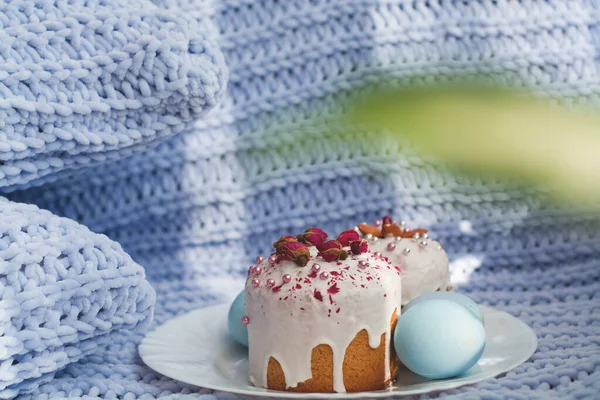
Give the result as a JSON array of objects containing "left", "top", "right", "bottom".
[
  {"left": 6, "top": 0, "right": 600, "bottom": 399},
  {"left": 0, "top": 198, "right": 155, "bottom": 399},
  {"left": 0, "top": 0, "right": 227, "bottom": 191}
]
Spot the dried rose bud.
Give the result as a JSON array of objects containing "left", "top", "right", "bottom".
[
  {"left": 297, "top": 227, "right": 328, "bottom": 246},
  {"left": 350, "top": 239, "right": 369, "bottom": 255},
  {"left": 279, "top": 241, "right": 310, "bottom": 267},
  {"left": 317, "top": 240, "right": 347, "bottom": 262},
  {"left": 273, "top": 235, "right": 297, "bottom": 250},
  {"left": 382, "top": 216, "right": 393, "bottom": 226},
  {"left": 320, "top": 248, "right": 349, "bottom": 262},
  {"left": 316, "top": 240, "right": 342, "bottom": 252},
  {"left": 357, "top": 223, "right": 382, "bottom": 237},
  {"left": 337, "top": 230, "right": 359, "bottom": 246}
]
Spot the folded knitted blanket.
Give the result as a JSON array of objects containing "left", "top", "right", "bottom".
[
  {"left": 0, "top": 197, "right": 155, "bottom": 398},
  {"left": 5, "top": 0, "right": 600, "bottom": 399},
  {"left": 0, "top": 0, "right": 227, "bottom": 191}
]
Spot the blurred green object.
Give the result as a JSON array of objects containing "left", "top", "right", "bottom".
[{"left": 350, "top": 84, "right": 600, "bottom": 205}]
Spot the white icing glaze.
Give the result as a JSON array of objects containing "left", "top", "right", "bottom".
[
  {"left": 245, "top": 246, "right": 401, "bottom": 392},
  {"left": 370, "top": 237, "right": 450, "bottom": 305}
]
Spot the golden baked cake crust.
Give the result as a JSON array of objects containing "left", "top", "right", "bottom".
[{"left": 266, "top": 311, "right": 398, "bottom": 393}]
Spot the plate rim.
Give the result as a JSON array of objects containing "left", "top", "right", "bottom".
[{"left": 139, "top": 304, "right": 538, "bottom": 399}]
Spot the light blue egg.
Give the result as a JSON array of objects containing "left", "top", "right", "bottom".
[
  {"left": 404, "top": 292, "right": 484, "bottom": 324},
  {"left": 395, "top": 300, "right": 486, "bottom": 379},
  {"left": 227, "top": 290, "right": 248, "bottom": 347}
]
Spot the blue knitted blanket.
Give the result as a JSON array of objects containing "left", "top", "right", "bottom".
[{"left": 3, "top": 0, "right": 600, "bottom": 399}]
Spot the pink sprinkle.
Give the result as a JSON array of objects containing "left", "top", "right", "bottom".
[
  {"left": 329, "top": 294, "right": 334, "bottom": 304},
  {"left": 272, "top": 284, "right": 283, "bottom": 293},
  {"left": 300, "top": 307, "right": 305, "bottom": 311},
  {"left": 384, "top": 294, "right": 387, "bottom": 297},
  {"left": 266, "top": 278, "right": 276, "bottom": 288},
  {"left": 314, "top": 289, "right": 323, "bottom": 302},
  {"left": 330, "top": 271, "right": 340, "bottom": 276},
  {"left": 320, "top": 271, "right": 330, "bottom": 280},
  {"left": 283, "top": 274, "right": 292, "bottom": 283},
  {"left": 358, "top": 260, "right": 369, "bottom": 269},
  {"left": 328, "top": 283, "right": 340, "bottom": 294},
  {"left": 374, "top": 251, "right": 382, "bottom": 258},
  {"left": 336, "top": 308, "right": 341, "bottom": 314},
  {"left": 394, "top": 266, "right": 402, "bottom": 273},
  {"left": 337, "top": 261, "right": 342, "bottom": 265},
  {"left": 387, "top": 242, "right": 396, "bottom": 251},
  {"left": 251, "top": 278, "right": 260, "bottom": 288},
  {"left": 296, "top": 284, "right": 302, "bottom": 289},
  {"left": 308, "top": 271, "right": 318, "bottom": 279},
  {"left": 256, "top": 256, "right": 264, "bottom": 264},
  {"left": 241, "top": 316, "right": 250, "bottom": 325},
  {"left": 374, "top": 220, "right": 382, "bottom": 227}
]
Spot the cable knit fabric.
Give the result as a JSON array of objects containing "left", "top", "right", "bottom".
[
  {"left": 0, "top": 0, "right": 227, "bottom": 191},
  {"left": 0, "top": 197, "right": 155, "bottom": 399},
  {"left": 4, "top": 0, "right": 600, "bottom": 399}
]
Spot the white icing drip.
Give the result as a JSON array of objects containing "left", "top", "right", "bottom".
[
  {"left": 245, "top": 246, "right": 401, "bottom": 392},
  {"left": 371, "top": 237, "right": 450, "bottom": 305}
]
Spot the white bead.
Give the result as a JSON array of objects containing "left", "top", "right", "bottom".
[{"left": 403, "top": 248, "right": 411, "bottom": 254}]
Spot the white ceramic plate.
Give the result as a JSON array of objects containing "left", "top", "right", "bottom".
[{"left": 139, "top": 304, "right": 537, "bottom": 399}]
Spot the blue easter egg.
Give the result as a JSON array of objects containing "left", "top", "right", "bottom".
[
  {"left": 404, "top": 292, "right": 484, "bottom": 324},
  {"left": 395, "top": 300, "right": 486, "bottom": 379},
  {"left": 228, "top": 290, "right": 248, "bottom": 346}
]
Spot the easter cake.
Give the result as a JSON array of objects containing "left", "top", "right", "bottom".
[
  {"left": 244, "top": 228, "right": 402, "bottom": 393},
  {"left": 357, "top": 216, "right": 452, "bottom": 305}
]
